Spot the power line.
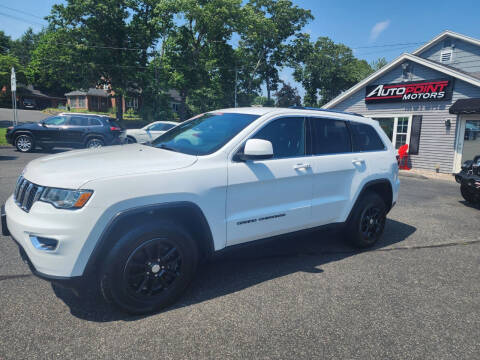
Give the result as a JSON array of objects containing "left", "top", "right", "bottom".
[
  {"left": 0, "top": 11, "right": 44, "bottom": 27},
  {"left": 0, "top": 4, "right": 46, "bottom": 20}
]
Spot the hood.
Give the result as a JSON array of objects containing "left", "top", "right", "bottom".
[
  {"left": 23, "top": 144, "right": 197, "bottom": 189},
  {"left": 13, "top": 122, "right": 38, "bottom": 129}
]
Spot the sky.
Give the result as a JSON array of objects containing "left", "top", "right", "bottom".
[{"left": 1, "top": 0, "right": 480, "bottom": 97}]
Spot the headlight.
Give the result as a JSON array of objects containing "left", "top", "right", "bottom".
[{"left": 40, "top": 188, "right": 93, "bottom": 209}]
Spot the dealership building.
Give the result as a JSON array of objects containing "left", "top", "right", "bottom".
[{"left": 324, "top": 30, "right": 480, "bottom": 173}]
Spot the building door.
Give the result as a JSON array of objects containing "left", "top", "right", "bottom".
[
  {"left": 462, "top": 119, "right": 480, "bottom": 162},
  {"left": 454, "top": 116, "right": 480, "bottom": 172}
]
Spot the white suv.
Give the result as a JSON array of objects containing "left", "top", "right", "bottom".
[{"left": 1, "top": 107, "right": 399, "bottom": 314}]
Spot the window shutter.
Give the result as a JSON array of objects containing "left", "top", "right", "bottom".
[{"left": 409, "top": 115, "right": 422, "bottom": 155}]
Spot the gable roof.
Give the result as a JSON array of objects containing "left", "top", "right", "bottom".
[
  {"left": 323, "top": 53, "right": 480, "bottom": 109},
  {"left": 412, "top": 30, "right": 480, "bottom": 56}
]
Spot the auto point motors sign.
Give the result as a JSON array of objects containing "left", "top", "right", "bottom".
[{"left": 365, "top": 78, "right": 454, "bottom": 103}]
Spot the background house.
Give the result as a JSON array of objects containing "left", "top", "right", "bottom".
[
  {"left": 65, "top": 88, "right": 110, "bottom": 112},
  {"left": 324, "top": 31, "right": 480, "bottom": 174}
]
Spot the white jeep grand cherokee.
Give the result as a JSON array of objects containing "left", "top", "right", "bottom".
[{"left": 1, "top": 107, "right": 399, "bottom": 314}]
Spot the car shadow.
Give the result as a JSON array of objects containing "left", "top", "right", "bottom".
[
  {"left": 0, "top": 155, "right": 17, "bottom": 161},
  {"left": 458, "top": 200, "right": 480, "bottom": 210},
  {"left": 53, "top": 219, "right": 416, "bottom": 322}
]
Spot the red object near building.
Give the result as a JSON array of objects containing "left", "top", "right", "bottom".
[{"left": 398, "top": 144, "right": 410, "bottom": 170}]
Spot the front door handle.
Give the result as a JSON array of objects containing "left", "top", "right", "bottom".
[
  {"left": 352, "top": 158, "right": 365, "bottom": 165},
  {"left": 294, "top": 163, "right": 311, "bottom": 170}
]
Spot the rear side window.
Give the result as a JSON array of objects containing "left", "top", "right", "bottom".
[
  {"left": 88, "top": 117, "right": 102, "bottom": 126},
  {"left": 253, "top": 117, "right": 306, "bottom": 158},
  {"left": 309, "top": 118, "right": 351, "bottom": 155},
  {"left": 68, "top": 116, "right": 89, "bottom": 126},
  {"left": 350, "top": 122, "right": 385, "bottom": 152}
]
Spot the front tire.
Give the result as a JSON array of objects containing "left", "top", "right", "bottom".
[
  {"left": 460, "top": 184, "right": 479, "bottom": 204},
  {"left": 100, "top": 222, "right": 199, "bottom": 314},
  {"left": 345, "top": 192, "right": 386, "bottom": 248},
  {"left": 15, "top": 134, "right": 35, "bottom": 152},
  {"left": 125, "top": 136, "right": 137, "bottom": 144}
]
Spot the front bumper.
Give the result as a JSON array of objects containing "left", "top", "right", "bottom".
[
  {"left": 2, "top": 204, "right": 86, "bottom": 290},
  {"left": 3, "top": 195, "right": 101, "bottom": 278}
]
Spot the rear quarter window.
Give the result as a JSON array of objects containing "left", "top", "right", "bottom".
[{"left": 350, "top": 122, "right": 386, "bottom": 152}]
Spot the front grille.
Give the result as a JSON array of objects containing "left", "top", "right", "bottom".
[{"left": 13, "top": 176, "right": 44, "bottom": 212}]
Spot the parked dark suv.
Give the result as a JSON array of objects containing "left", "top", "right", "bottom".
[{"left": 5, "top": 113, "right": 126, "bottom": 152}]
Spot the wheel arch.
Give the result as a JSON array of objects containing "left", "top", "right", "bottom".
[
  {"left": 82, "top": 201, "right": 215, "bottom": 277},
  {"left": 84, "top": 133, "right": 105, "bottom": 145},
  {"left": 347, "top": 179, "right": 394, "bottom": 223},
  {"left": 12, "top": 130, "right": 34, "bottom": 141}
]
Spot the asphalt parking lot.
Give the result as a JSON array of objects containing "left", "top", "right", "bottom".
[{"left": 0, "top": 146, "right": 479, "bottom": 359}]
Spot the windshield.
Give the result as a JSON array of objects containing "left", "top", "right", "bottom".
[{"left": 151, "top": 112, "right": 259, "bottom": 155}]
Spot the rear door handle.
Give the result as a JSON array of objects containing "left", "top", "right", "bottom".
[
  {"left": 352, "top": 158, "right": 365, "bottom": 165},
  {"left": 294, "top": 163, "right": 311, "bottom": 170}
]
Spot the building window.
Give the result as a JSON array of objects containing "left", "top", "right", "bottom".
[
  {"left": 440, "top": 49, "right": 453, "bottom": 63},
  {"left": 172, "top": 103, "right": 179, "bottom": 112},
  {"left": 373, "top": 116, "right": 412, "bottom": 150}
]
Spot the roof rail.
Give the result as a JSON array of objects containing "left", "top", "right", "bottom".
[{"left": 288, "top": 106, "right": 364, "bottom": 117}]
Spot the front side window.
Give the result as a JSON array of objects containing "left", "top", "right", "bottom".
[
  {"left": 43, "top": 116, "right": 66, "bottom": 126},
  {"left": 350, "top": 122, "right": 385, "bottom": 152},
  {"left": 151, "top": 112, "right": 259, "bottom": 155},
  {"left": 252, "top": 117, "right": 306, "bottom": 158},
  {"left": 310, "top": 118, "right": 351, "bottom": 155}
]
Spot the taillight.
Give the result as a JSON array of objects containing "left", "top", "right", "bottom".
[{"left": 110, "top": 126, "right": 121, "bottom": 131}]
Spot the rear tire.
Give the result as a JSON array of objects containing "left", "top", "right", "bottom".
[
  {"left": 85, "top": 137, "right": 105, "bottom": 149},
  {"left": 100, "top": 222, "right": 198, "bottom": 314},
  {"left": 345, "top": 192, "right": 386, "bottom": 248},
  {"left": 15, "top": 134, "right": 35, "bottom": 152}
]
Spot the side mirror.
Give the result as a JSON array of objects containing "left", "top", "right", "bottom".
[{"left": 239, "top": 139, "right": 273, "bottom": 161}]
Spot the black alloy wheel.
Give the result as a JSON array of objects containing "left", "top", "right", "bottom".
[
  {"left": 100, "top": 222, "right": 198, "bottom": 314},
  {"left": 124, "top": 238, "right": 182, "bottom": 298},
  {"left": 359, "top": 206, "right": 384, "bottom": 242},
  {"left": 345, "top": 192, "right": 386, "bottom": 248}
]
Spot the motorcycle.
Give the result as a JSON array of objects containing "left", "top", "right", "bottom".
[{"left": 454, "top": 155, "right": 480, "bottom": 205}]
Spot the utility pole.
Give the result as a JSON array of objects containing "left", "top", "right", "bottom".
[
  {"left": 11, "top": 67, "right": 17, "bottom": 126},
  {"left": 234, "top": 67, "right": 238, "bottom": 108}
]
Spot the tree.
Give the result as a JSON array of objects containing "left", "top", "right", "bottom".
[
  {"left": 160, "top": 0, "right": 243, "bottom": 119},
  {"left": 275, "top": 82, "right": 301, "bottom": 107},
  {"left": 10, "top": 28, "right": 43, "bottom": 66},
  {"left": 27, "top": 30, "right": 85, "bottom": 96},
  {"left": 46, "top": 0, "right": 175, "bottom": 119},
  {"left": 291, "top": 35, "right": 373, "bottom": 106},
  {"left": 371, "top": 57, "right": 388, "bottom": 71},
  {"left": 0, "top": 31, "right": 11, "bottom": 55},
  {"left": 238, "top": 0, "right": 312, "bottom": 102},
  {"left": 0, "top": 54, "right": 26, "bottom": 107}
]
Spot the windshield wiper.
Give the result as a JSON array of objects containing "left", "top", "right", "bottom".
[{"left": 157, "top": 144, "right": 178, "bottom": 152}]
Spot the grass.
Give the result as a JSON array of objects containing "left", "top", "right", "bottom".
[{"left": 0, "top": 128, "right": 8, "bottom": 146}]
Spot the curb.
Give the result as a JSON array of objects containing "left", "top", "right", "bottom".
[
  {"left": 0, "top": 145, "right": 12, "bottom": 149},
  {"left": 399, "top": 172, "right": 428, "bottom": 180}
]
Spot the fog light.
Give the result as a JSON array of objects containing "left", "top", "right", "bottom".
[{"left": 30, "top": 235, "right": 58, "bottom": 251}]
